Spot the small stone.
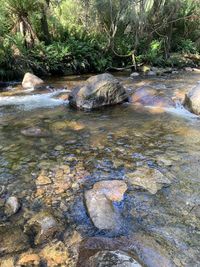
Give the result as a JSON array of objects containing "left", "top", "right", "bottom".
[
  {"left": 36, "top": 171, "right": 52, "bottom": 186},
  {"left": 125, "top": 166, "right": 171, "bottom": 194},
  {"left": 40, "top": 241, "right": 70, "bottom": 267},
  {"left": 25, "top": 211, "right": 60, "bottom": 245},
  {"left": 17, "top": 251, "right": 41, "bottom": 266},
  {"left": 5, "top": 196, "right": 20, "bottom": 216},
  {"left": 130, "top": 72, "right": 140, "bottom": 78},
  {"left": 147, "top": 71, "right": 156, "bottom": 76},
  {"left": 184, "top": 67, "right": 193, "bottom": 72},
  {"left": 21, "top": 127, "right": 49, "bottom": 137},
  {"left": 55, "top": 145, "right": 64, "bottom": 151}
]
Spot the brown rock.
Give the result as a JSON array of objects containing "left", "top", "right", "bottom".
[
  {"left": 17, "top": 251, "right": 41, "bottom": 266},
  {"left": 40, "top": 241, "right": 70, "bottom": 267},
  {"left": 36, "top": 171, "right": 52, "bottom": 186}
]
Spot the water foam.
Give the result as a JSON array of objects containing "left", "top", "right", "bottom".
[{"left": 0, "top": 89, "right": 69, "bottom": 111}]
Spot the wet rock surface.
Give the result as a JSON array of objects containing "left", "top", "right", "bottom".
[
  {"left": 85, "top": 180, "right": 127, "bottom": 230},
  {"left": 131, "top": 86, "right": 175, "bottom": 109},
  {"left": 125, "top": 166, "right": 171, "bottom": 194},
  {"left": 78, "top": 234, "right": 175, "bottom": 267},
  {"left": 69, "top": 73, "right": 128, "bottom": 110},
  {"left": 184, "top": 82, "right": 200, "bottom": 115},
  {"left": 86, "top": 250, "right": 142, "bottom": 267}
]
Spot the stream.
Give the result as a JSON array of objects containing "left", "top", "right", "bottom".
[{"left": 0, "top": 72, "right": 200, "bottom": 266}]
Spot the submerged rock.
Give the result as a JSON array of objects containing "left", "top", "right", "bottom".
[
  {"left": 69, "top": 73, "right": 128, "bottom": 110},
  {"left": 0, "top": 226, "right": 29, "bottom": 256},
  {"left": 87, "top": 250, "right": 142, "bottom": 267},
  {"left": 36, "top": 171, "right": 52, "bottom": 186},
  {"left": 5, "top": 196, "right": 20, "bottom": 216},
  {"left": 125, "top": 166, "right": 171, "bottom": 194},
  {"left": 21, "top": 127, "right": 49, "bottom": 137},
  {"left": 22, "top": 72, "right": 44, "bottom": 89},
  {"left": 25, "top": 211, "right": 60, "bottom": 245},
  {"left": 85, "top": 180, "right": 127, "bottom": 230},
  {"left": 78, "top": 234, "right": 175, "bottom": 267},
  {"left": 40, "top": 241, "right": 70, "bottom": 267},
  {"left": 17, "top": 251, "right": 41, "bottom": 266},
  {"left": 131, "top": 86, "right": 175, "bottom": 108},
  {"left": 184, "top": 82, "right": 200, "bottom": 115}
]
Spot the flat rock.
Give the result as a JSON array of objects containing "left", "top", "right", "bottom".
[
  {"left": 87, "top": 250, "right": 142, "bottom": 267},
  {"left": 85, "top": 180, "right": 127, "bottom": 230},
  {"left": 125, "top": 166, "right": 171, "bottom": 194},
  {"left": 21, "top": 127, "right": 49, "bottom": 137}
]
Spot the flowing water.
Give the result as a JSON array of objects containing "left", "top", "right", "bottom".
[{"left": 0, "top": 72, "right": 200, "bottom": 266}]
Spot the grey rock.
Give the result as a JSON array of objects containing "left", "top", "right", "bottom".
[
  {"left": 69, "top": 73, "right": 128, "bottom": 110},
  {"left": 21, "top": 127, "right": 49, "bottom": 137},
  {"left": 184, "top": 82, "right": 200, "bottom": 115},
  {"left": 5, "top": 196, "right": 20, "bottom": 216},
  {"left": 130, "top": 72, "right": 140, "bottom": 78},
  {"left": 85, "top": 180, "right": 127, "bottom": 230},
  {"left": 125, "top": 166, "right": 171, "bottom": 194}
]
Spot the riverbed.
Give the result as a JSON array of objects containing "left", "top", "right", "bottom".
[{"left": 0, "top": 72, "right": 200, "bottom": 266}]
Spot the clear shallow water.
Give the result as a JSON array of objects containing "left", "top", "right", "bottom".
[{"left": 0, "top": 72, "right": 200, "bottom": 266}]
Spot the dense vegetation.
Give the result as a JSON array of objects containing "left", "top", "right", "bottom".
[{"left": 0, "top": 0, "right": 200, "bottom": 80}]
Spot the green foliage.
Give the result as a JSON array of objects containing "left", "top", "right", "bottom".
[
  {"left": 177, "top": 39, "right": 198, "bottom": 54},
  {"left": 0, "top": 0, "right": 200, "bottom": 80}
]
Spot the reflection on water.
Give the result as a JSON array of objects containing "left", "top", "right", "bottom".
[{"left": 0, "top": 72, "right": 200, "bottom": 266}]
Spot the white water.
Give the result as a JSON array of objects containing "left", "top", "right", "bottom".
[{"left": 0, "top": 89, "right": 69, "bottom": 111}]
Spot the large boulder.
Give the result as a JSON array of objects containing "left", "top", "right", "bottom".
[
  {"left": 22, "top": 72, "right": 44, "bottom": 89},
  {"left": 131, "top": 86, "right": 175, "bottom": 108},
  {"left": 69, "top": 73, "right": 128, "bottom": 110},
  {"left": 85, "top": 180, "right": 127, "bottom": 230},
  {"left": 184, "top": 82, "right": 200, "bottom": 115}
]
